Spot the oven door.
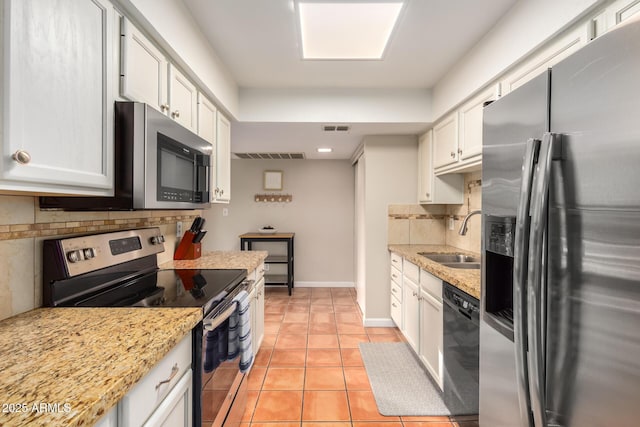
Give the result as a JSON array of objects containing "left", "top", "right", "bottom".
[{"left": 195, "top": 303, "right": 248, "bottom": 427}]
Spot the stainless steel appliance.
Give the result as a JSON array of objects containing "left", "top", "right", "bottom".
[
  {"left": 480, "top": 17, "right": 640, "bottom": 427},
  {"left": 40, "top": 102, "right": 212, "bottom": 210},
  {"left": 442, "top": 282, "right": 479, "bottom": 415},
  {"left": 42, "top": 227, "right": 250, "bottom": 427}
]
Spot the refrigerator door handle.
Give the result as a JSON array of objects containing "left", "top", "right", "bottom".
[
  {"left": 513, "top": 138, "right": 541, "bottom": 427},
  {"left": 527, "top": 132, "right": 562, "bottom": 427}
]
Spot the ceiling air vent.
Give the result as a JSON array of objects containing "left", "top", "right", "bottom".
[
  {"left": 233, "top": 152, "right": 306, "bottom": 160},
  {"left": 322, "top": 124, "right": 350, "bottom": 132}
]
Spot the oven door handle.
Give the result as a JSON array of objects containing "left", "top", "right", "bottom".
[{"left": 203, "top": 304, "right": 236, "bottom": 332}]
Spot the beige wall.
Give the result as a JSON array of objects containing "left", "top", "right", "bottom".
[
  {"left": 359, "top": 136, "right": 418, "bottom": 325},
  {"left": 202, "top": 159, "right": 355, "bottom": 285},
  {"left": 0, "top": 194, "right": 199, "bottom": 321},
  {"left": 388, "top": 171, "right": 482, "bottom": 254}
]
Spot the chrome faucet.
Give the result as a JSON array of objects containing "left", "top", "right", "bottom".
[{"left": 458, "top": 210, "right": 482, "bottom": 235}]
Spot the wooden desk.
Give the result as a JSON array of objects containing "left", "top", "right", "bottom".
[{"left": 240, "top": 233, "right": 295, "bottom": 295}]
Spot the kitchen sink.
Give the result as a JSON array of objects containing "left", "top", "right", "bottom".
[
  {"left": 440, "top": 262, "right": 481, "bottom": 270},
  {"left": 418, "top": 252, "right": 480, "bottom": 264}
]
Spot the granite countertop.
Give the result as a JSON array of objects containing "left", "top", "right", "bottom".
[
  {"left": 160, "top": 250, "right": 268, "bottom": 273},
  {"left": 388, "top": 244, "right": 481, "bottom": 299},
  {"left": 0, "top": 307, "right": 201, "bottom": 427}
]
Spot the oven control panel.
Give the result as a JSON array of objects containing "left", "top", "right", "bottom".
[{"left": 55, "top": 228, "right": 166, "bottom": 277}]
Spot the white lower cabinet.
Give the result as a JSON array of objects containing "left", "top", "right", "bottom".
[
  {"left": 419, "top": 288, "right": 443, "bottom": 389},
  {"left": 95, "top": 406, "right": 118, "bottom": 427},
  {"left": 249, "top": 265, "right": 266, "bottom": 357},
  {"left": 390, "top": 252, "right": 444, "bottom": 390},
  {"left": 119, "top": 334, "right": 192, "bottom": 427},
  {"left": 402, "top": 278, "right": 420, "bottom": 352}
]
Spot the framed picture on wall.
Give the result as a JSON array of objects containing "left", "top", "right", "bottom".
[{"left": 263, "top": 170, "right": 283, "bottom": 190}]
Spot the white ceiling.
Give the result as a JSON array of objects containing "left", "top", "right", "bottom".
[{"left": 182, "top": 0, "right": 518, "bottom": 158}]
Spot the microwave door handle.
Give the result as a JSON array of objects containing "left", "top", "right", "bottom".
[
  {"left": 513, "top": 137, "right": 540, "bottom": 427},
  {"left": 526, "top": 132, "right": 561, "bottom": 427}
]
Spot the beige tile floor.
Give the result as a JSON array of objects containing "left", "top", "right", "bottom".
[{"left": 241, "top": 287, "right": 479, "bottom": 427}]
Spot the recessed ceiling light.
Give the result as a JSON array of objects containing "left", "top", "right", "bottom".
[
  {"left": 317, "top": 147, "right": 333, "bottom": 153},
  {"left": 297, "top": 1, "right": 404, "bottom": 60}
]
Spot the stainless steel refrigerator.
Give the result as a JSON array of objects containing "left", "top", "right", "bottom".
[{"left": 479, "top": 16, "right": 640, "bottom": 427}]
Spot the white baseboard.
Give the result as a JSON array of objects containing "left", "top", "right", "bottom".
[
  {"left": 294, "top": 281, "right": 355, "bottom": 288},
  {"left": 362, "top": 317, "right": 396, "bottom": 327}
]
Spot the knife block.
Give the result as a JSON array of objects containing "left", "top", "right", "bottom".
[{"left": 174, "top": 231, "right": 202, "bottom": 260}]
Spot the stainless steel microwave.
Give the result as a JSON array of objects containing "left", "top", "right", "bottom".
[{"left": 41, "top": 102, "right": 212, "bottom": 210}]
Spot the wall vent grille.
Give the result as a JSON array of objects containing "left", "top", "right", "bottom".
[
  {"left": 233, "top": 152, "right": 306, "bottom": 160},
  {"left": 322, "top": 124, "right": 350, "bottom": 132}
]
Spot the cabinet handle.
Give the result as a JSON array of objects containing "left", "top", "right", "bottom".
[
  {"left": 392, "top": 259, "right": 398, "bottom": 263},
  {"left": 392, "top": 303, "right": 397, "bottom": 308},
  {"left": 160, "top": 104, "right": 170, "bottom": 112},
  {"left": 458, "top": 148, "right": 463, "bottom": 155},
  {"left": 155, "top": 363, "right": 179, "bottom": 390},
  {"left": 391, "top": 287, "right": 397, "bottom": 293},
  {"left": 412, "top": 291, "right": 417, "bottom": 297},
  {"left": 450, "top": 151, "right": 456, "bottom": 158},
  {"left": 12, "top": 150, "right": 31, "bottom": 165},
  {"left": 426, "top": 192, "right": 430, "bottom": 198},
  {"left": 171, "top": 110, "right": 181, "bottom": 119},
  {"left": 391, "top": 274, "right": 397, "bottom": 279},
  {"left": 220, "top": 189, "right": 224, "bottom": 196}
]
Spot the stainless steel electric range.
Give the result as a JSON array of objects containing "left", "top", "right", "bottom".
[{"left": 42, "top": 227, "right": 250, "bottom": 427}]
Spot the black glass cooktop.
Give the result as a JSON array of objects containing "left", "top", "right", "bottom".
[{"left": 73, "top": 269, "right": 247, "bottom": 313}]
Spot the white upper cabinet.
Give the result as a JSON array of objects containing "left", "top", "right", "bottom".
[
  {"left": 458, "top": 84, "right": 499, "bottom": 161},
  {"left": 501, "top": 25, "right": 586, "bottom": 95},
  {"left": 1, "top": 0, "right": 115, "bottom": 195},
  {"left": 120, "top": 17, "right": 167, "bottom": 112},
  {"left": 197, "top": 93, "right": 217, "bottom": 145},
  {"left": 607, "top": 0, "right": 640, "bottom": 26},
  {"left": 417, "top": 130, "right": 463, "bottom": 205},
  {"left": 213, "top": 112, "right": 231, "bottom": 203},
  {"left": 168, "top": 65, "right": 197, "bottom": 133},
  {"left": 432, "top": 112, "right": 459, "bottom": 170},
  {"left": 121, "top": 17, "right": 197, "bottom": 133}
]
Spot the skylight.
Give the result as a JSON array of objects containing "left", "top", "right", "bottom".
[{"left": 298, "top": 1, "right": 404, "bottom": 60}]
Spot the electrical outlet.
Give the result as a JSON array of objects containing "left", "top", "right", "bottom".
[
  {"left": 448, "top": 216, "right": 455, "bottom": 230},
  {"left": 264, "top": 264, "right": 270, "bottom": 271},
  {"left": 176, "top": 221, "right": 183, "bottom": 238},
  {"left": 222, "top": 208, "right": 229, "bottom": 217}
]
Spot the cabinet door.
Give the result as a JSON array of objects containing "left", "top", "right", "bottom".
[
  {"left": 94, "top": 405, "right": 117, "bottom": 427},
  {"left": 458, "top": 84, "right": 499, "bottom": 161},
  {"left": 501, "top": 25, "right": 586, "bottom": 95},
  {"left": 402, "top": 278, "right": 420, "bottom": 352},
  {"left": 121, "top": 17, "right": 168, "bottom": 112},
  {"left": 168, "top": 65, "right": 198, "bottom": 133},
  {"left": 606, "top": 0, "right": 640, "bottom": 26},
  {"left": 214, "top": 112, "right": 231, "bottom": 203},
  {"left": 417, "top": 131, "right": 433, "bottom": 203},
  {"left": 433, "top": 112, "right": 459, "bottom": 169},
  {"left": 2, "top": 0, "right": 114, "bottom": 195},
  {"left": 197, "top": 93, "right": 217, "bottom": 144},
  {"left": 255, "top": 277, "right": 265, "bottom": 351},
  {"left": 248, "top": 286, "right": 258, "bottom": 357},
  {"left": 420, "top": 289, "right": 443, "bottom": 389},
  {"left": 142, "top": 369, "right": 193, "bottom": 427}
]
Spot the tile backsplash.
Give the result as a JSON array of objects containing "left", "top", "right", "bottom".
[
  {"left": 388, "top": 171, "right": 482, "bottom": 253},
  {"left": 0, "top": 195, "right": 200, "bottom": 321}
]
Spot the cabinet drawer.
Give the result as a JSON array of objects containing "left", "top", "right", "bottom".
[
  {"left": 403, "top": 259, "right": 419, "bottom": 284},
  {"left": 390, "top": 279, "right": 402, "bottom": 302},
  {"left": 119, "top": 333, "right": 192, "bottom": 427},
  {"left": 390, "top": 265, "right": 402, "bottom": 286},
  {"left": 390, "top": 295, "right": 402, "bottom": 328},
  {"left": 390, "top": 252, "right": 402, "bottom": 270},
  {"left": 420, "top": 269, "right": 442, "bottom": 301}
]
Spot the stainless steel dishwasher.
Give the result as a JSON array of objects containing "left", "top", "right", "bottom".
[{"left": 442, "top": 282, "right": 480, "bottom": 415}]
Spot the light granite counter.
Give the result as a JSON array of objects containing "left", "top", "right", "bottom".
[
  {"left": 0, "top": 307, "right": 201, "bottom": 427},
  {"left": 388, "top": 244, "right": 481, "bottom": 299},
  {"left": 159, "top": 250, "right": 268, "bottom": 273}
]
